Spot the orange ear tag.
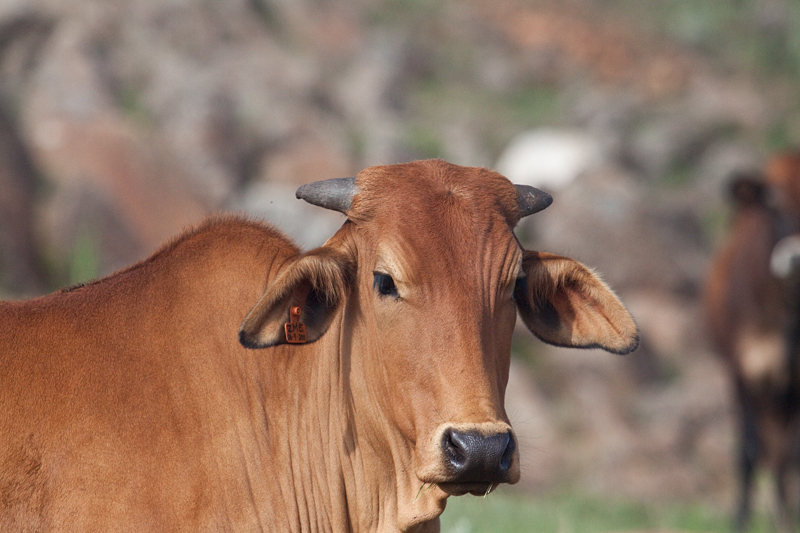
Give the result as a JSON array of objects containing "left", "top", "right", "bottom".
[{"left": 284, "top": 306, "right": 307, "bottom": 344}]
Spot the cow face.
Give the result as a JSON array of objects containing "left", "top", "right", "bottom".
[
  {"left": 345, "top": 162, "right": 527, "bottom": 495},
  {"left": 239, "top": 160, "right": 638, "bottom": 500}
]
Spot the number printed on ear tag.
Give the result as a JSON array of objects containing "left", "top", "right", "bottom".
[{"left": 284, "top": 306, "right": 307, "bottom": 344}]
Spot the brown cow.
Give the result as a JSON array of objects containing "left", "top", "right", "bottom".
[
  {"left": 0, "top": 159, "right": 638, "bottom": 532},
  {"left": 705, "top": 154, "right": 800, "bottom": 532}
]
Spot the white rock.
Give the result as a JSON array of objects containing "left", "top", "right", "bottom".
[{"left": 495, "top": 128, "right": 603, "bottom": 191}]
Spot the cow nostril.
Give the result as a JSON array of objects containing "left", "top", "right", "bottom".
[
  {"left": 499, "top": 432, "right": 515, "bottom": 472},
  {"left": 443, "top": 429, "right": 467, "bottom": 467}
]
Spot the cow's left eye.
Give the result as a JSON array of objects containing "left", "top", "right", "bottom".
[{"left": 373, "top": 272, "right": 399, "bottom": 299}]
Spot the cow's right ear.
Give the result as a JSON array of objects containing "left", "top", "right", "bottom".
[
  {"left": 239, "top": 248, "right": 354, "bottom": 349},
  {"left": 514, "top": 251, "right": 639, "bottom": 354}
]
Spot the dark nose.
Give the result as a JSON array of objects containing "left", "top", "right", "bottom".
[{"left": 442, "top": 429, "right": 515, "bottom": 483}]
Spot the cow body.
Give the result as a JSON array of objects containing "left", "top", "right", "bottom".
[
  {"left": 0, "top": 220, "right": 300, "bottom": 530},
  {"left": 705, "top": 164, "right": 800, "bottom": 532},
  {"left": 0, "top": 160, "right": 637, "bottom": 531}
]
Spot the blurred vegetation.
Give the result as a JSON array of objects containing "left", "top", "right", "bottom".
[
  {"left": 68, "top": 230, "right": 100, "bottom": 287},
  {"left": 598, "top": 0, "right": 800, "bottom": 70},
  {"left": 406, "top": 83, "right": 564, "bottom": 160},
  {"left": 441, "top": 491, "right": 775, "bottom": 533},
  {"left": 607, "top": 0, "right": 800, "bottom": 147},
  {"left": 388, "top": 0, "right": 800, "bottom": 163}
]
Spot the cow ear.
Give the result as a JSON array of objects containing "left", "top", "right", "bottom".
[
  {"left": 514, "top": 251, "right": 638, "bottom": 354},
  {"left": 239, "top": 248, "right": 353, "bottom": 349}
]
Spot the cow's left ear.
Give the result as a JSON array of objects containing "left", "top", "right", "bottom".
[
  {"left": 239, "top": 247, "right": 354, "bottom": 349},
  {"left": 514, "top": 251, "right": 638, "bottom": 354}
]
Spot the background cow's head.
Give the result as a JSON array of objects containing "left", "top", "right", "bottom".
[
  {"left": 239, "top": 160, "right": 638, "bottom": 509},
  {"left": 767, "top": 151, "right": 800, "bottom": 227}
]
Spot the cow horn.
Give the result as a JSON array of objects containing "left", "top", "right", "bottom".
[
  {"left": 515, "top": 185, "right": 553, "bottom": 217},
  {"left": 296, "top": 177, "right": 359, "bottom": 214}
]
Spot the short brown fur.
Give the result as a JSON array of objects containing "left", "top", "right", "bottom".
[{"left": 0, "top": 160, "right": 636, "bottom": 532}]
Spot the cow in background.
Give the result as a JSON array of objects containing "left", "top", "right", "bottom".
[{"left": 705, "top": 153, "right": 800, "bottom": 532}]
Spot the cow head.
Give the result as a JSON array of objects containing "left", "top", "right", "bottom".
[
  {"left": 239, "top": 160, "right": 637, "bottom": 524},
  {"left": 767, "top": 151, "right": 800, "bottom": 223}
]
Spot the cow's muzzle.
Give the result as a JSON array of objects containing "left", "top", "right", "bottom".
[{"left": 441, "top": 428, "right": 516, "bottom": 484}]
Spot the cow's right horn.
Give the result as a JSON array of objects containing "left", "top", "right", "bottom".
[
  {"left": 515, "top": 185, "right": 553, "bottom": 217},
  {"left": 296, "top": 177, "right": 358, "bottom": 214}
]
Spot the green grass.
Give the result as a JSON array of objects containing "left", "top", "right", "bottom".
[
  {"left": 404, "top": 124, "right": 446, "bottom": 160},
  {"left": 69, "top": 230, "right": 100, "bottom": 286},
  {"left": 440, "top": 491, "right": 776, "bottom": 533}
]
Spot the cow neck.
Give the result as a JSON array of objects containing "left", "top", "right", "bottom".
[
  {"left": 244, "top": 304, "right": 444, "bottom": 532},
  {"left": 339, "top": 287, "right": 447, "bottom": 532}
]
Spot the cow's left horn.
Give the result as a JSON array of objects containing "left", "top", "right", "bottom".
[
  {"left": 296, "top": 177, "right": 358, "bottom": 214},
  {"left": 515, "top": 185, "right": 553, "bottom": 217}
]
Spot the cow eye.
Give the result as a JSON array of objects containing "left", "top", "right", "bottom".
[{"left": 373, "top": 272, "right": 399, "bottom": 299}]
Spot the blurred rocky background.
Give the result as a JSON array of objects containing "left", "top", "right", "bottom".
[{"left": 1, "top": 0, "right": 799, "bottom": 522}]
